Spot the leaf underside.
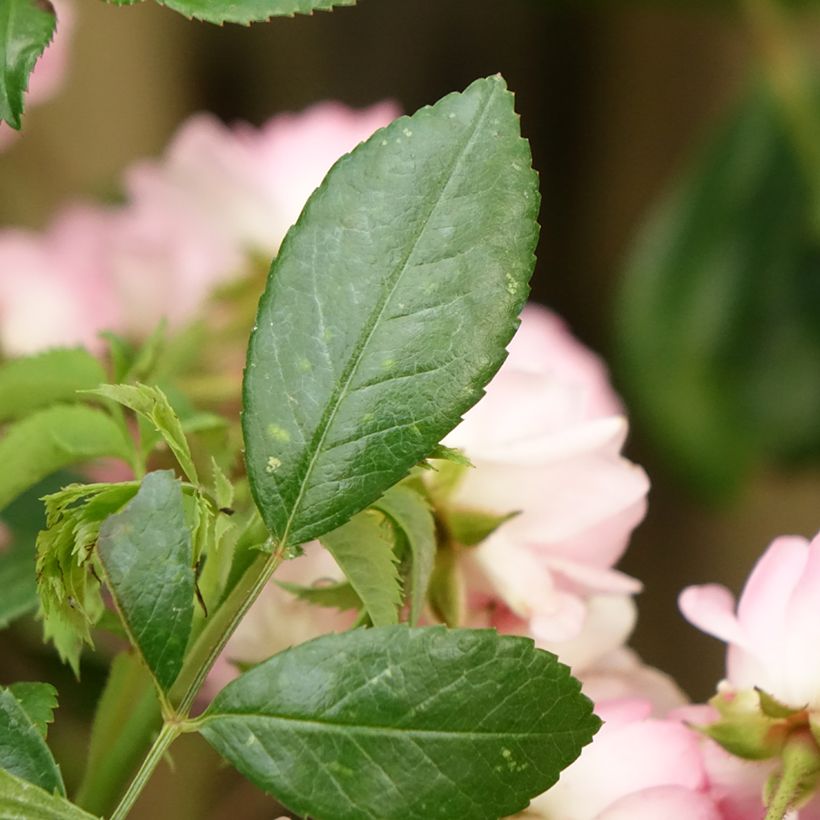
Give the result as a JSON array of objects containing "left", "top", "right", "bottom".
[
  {"left": 200, "top": 627, "right": 599, "bottom": 820},
  {"left": 243, "top": 75, "right": 539, "bottom": 548},
  {"left": 96, "top": 471, "right": 194, "bottom": 691}
]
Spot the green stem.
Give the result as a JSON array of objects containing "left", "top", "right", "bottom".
[
  {"left": 170, "top": 540, "right": 287, "bottom": 715},
  {"left": 764, "top": 732, "right": 820, "bottom": 820},
  {"left": 109, "top": 723, "right": 180, "bottom": 820},
  {"left": 743, "top": 0, "right": 820, "bottom": 229}
]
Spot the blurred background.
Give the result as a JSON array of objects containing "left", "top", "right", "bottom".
[{"left": 2, "top": 0, "right": 820, "bottom": 816}]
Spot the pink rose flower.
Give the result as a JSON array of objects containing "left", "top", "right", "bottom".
[
  {"left": 680, "top": 531, "right": 820, "bottom": 710},
  {"left": 445, "top": 304, "right": 649, "bottom": 655},
  {"left": 0, "top": 0, "right": 74, "bottom": 149},
  {"left": 124, "top": 101, "right": 400, "bottom": 257},
  {"left": 524, "top": 699, "right": 721, "bottom": 819},
  {"left": 1, "top": 101, "right": 398, "bottom": 354}
]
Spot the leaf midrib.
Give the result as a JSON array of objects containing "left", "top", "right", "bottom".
[
  {"left": 201, "top": 711, "right": 583, "bottom": 741},
  {"left": 278, "top": 84, "right": 499, "bottom": 546}
]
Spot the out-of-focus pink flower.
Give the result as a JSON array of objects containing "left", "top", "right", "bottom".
[
  {"left": 0, "top": 206, "right": 119, "bottom": 355},
  {"left": 210, "top": 542, "right": 356, "bottom": 691},
  {"left": 680, "top": 531, "right": 820, "bottom": 710},
  {"left": 124, "top": 102, "right": 400, "bottom": 258},
  {"left": 444, "top": 303, "right": 648, "bottom": 658},
  {"left": 1, "top": 101, "right": 398, "bottom": 355},
  {"left": 0, "top": 0, "right": 74, "bottom": 149},
  {"left": 523, "top": 699, "right": 720, "bottom": 819}
]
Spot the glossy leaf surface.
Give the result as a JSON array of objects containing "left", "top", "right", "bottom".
[
  {"left": 200, "top": 627, "right": 598, "bottom": 820},
  {"left": 0, "top": 0, "right": 56, "bottom": 128},
  {"left": 97, "top": 471, "right": 194, "bottom": 691},
  {"left": 243, "top": 75, "right": 538, "bottom": 547}
]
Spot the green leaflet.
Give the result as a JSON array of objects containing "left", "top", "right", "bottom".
[
  {"left": 0, "top": 769, "right": 98, "bottom": 819},
  {"left": 6, "top": 684, "right": 58, "bottom": 739},
  {"left": 320, "top": 510, "right": 401, "bottom": 626},
  {"left": 0, "top": 349, "right": 106, "bottom": 423},
  {"left": 36, "top": 482, "right": 139, "bottom": 674},
  {"left": 0, "top": 688, "right": 64, "bottom": 796},
  {"left": 0, "top": 0, "right": 56, "bottom": 129},
  {"left": 97, "top": 471, "right": 195, "bottom": 692},
  {"left": 616, "top": 84, "right": 820, "bottom": 497},
  {"left": 373, "top": 484, "right": 436, "bottom": 624},
  {"left": 87, "top": 384, "right": 198, "bottom": 483},
  {"left": 199, "top": 627, "right": 599, "bottom": 820},
  {"left": 155, "top": 0, "right": 355, "bottom": 25},
  {"left": 0, "top": 405, "right": 133, "bottom": 512},
  {"left": 243, "top": 75, "right": 538, "bottom": 547}
]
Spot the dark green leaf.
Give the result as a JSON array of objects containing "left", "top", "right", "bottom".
[
  {"left": 155, "top": 0, "right": 355, "bottom": 25},
  {"left": 97, "top": 471, "right": 194, "bottom": 692},
  {"left": 444, "top": 507, "right": 518, "bottom": 547},
  {"left": 373, "top": 485, "right": 436, "bottom": 624},
  {"left": 0, "top": 687, "right": 63, "bottom": 795},
  {"left": 199, "top": 627, "right": 599, "bottom": 820},
  {"left": 7, "top": 684, "right": 57, "bottom": 738},
  {"left": 320, "top": 510, "right": 400, "bottom": 626},
  {"left": 0, "top": 349, "right": 106, "bottom": 423},
  {"left": 616, "top": 85, "right": 820, "bottom": 496},
  {"left": 243, "top": 75, "right": 538, "bottom": 547},
  {"left": 0, "top": 406, "right": 132, "bottom": 512},
  {"left": 0, "top": 769, "right": 98, "bottom": 819},
  {"left": 87, "top": 384, "right": 198, "bottom": 483},
  {"left": 0, "top": 0, "right": 56, "bottom": 129},
  {"left": 73, "top": 653, "right": 161, "bottom": 817},
  {"left": 276, "top": 579, "right": 362, "bottom": 611}
]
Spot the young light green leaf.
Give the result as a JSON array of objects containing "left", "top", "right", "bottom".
[
  {"left": 373, "top": 484, "right": 436, "bottom": 624},
  {"left": 0, "top": 769, "right": 98, "bottom": 819},
  {"left": 319, "top": 510, "right": 401, "bottom": 626},
  {"left": 87, "top": 384, "right": 198, "bottom": 483},
  {"left": 0, "top": 0, "right": 56, "bottom": 129},
  {"left": 426, "top": 444, "right": 473, "bottom": 467},
  {"left": 0, "top": 406, "right": 133, "bottom": 512},
  {"left": 0, "top": 349, "right": 106, "bottom": 423},
  {"left": 276, "top": 579, "right": 362, "bottom": 611},
  {"left": 73, "top": 653, "right": 161, "bottom": 818},
  {"left": 243, "top": 75, "right": 538, "bottom": 548},
  {"left": 36, "top": 482, "right": 139, "bottom": 674},
  {"left": 7, "top": 684, "right": 58, "bottom": 739},
  {"left": 199, "top": 627, "right": 599, "bottom": 820},
  {"left": 155, "top": 0, "right": 355, "bottom": 26},
  {"left": 96, "top": 471, "right": 194, "bottom": 692},
  {"left": 0, "top": 688, "right": 64, "bottom": 795}
]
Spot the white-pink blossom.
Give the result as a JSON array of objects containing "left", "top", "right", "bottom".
[
  {"left": 446, "top": 304, "right": 649, "bottom": 661},
  {"left": 680, "top": 531, "right": 820, "bottom": 710}
]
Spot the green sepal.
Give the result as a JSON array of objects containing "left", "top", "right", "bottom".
[{"left": 444, "top": 506, "right": 518, "bottom": 547}]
